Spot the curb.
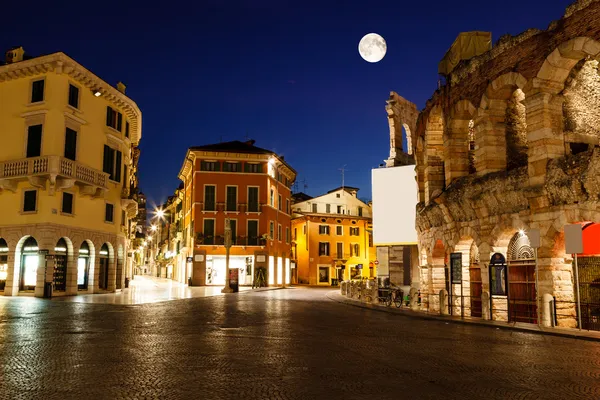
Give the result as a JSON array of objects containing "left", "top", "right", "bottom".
[{"left": 326, "top": 291, "right": 600, "bottom": 343}]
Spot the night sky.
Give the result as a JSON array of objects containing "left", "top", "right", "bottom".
[{"left": 1, "top": 0, "right": 573, "bottom": 208}]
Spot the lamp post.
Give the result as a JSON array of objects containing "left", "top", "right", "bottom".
[{"left": 222, "top": 217, "right": 234, "bottom": 293}]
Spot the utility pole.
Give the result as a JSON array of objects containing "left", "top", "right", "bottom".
[{"left": 338, "top": 165, "right": 348, "bottom": 192}]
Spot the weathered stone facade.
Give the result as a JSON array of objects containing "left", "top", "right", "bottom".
[{"left": 398, "top": 0, "right": 600, "bottom": 328}]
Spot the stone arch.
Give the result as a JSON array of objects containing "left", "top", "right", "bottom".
[
  {"left": 445, "top": 100, "right": 477, "bottom": 184},
  {"left": 537, "top": 37, "right": 600, "bottom": 86},
  {"left": 13, "top": 235, "right": 40, "bottom": 295},
  {"left": 475, "top": 72, "right": 529, "bottom": 175},
  {"left": 453, "top": 235, "right": 476, "bottom": 317},
  {"left": 385, "top": 91, "right": 418, "bottom": 167},
  {"left": 96, "top": 242, "right": 115, "bottom": 292},
  {"left": 424, "top": 105, "right": 445, "bottom": 202}
]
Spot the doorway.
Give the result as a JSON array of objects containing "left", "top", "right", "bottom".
[
  {"left": 53, "top": 238, "right": 68, "bottom": 292},
  {"left": 98, "top": 244, "right": 109, "bottom": 290},
  {"left": 78, "top": 241, "right": 90, "bottom": 290},
  {"left": 20, "top": 237, "right": 39, "bottom": 291}
]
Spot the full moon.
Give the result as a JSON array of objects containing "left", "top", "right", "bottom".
[{"left": 358, "top": 33, "right": 387, "bottom": 63}]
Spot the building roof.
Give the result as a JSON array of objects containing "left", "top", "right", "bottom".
[
  {"left": 189, "top": 140, "right": 272, "bottom": 155},
  {"left": 292, "top": 192, "right": 313, "bottom": 203},
  {"left": 326, "top": 186, "right": 360, "bottom": 194}
]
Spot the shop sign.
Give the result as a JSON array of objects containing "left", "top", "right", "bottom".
[
  {"left": 194, "top": 254, "right": 204, "bottom": 262},
  {"left": 450, "top": 252, "right": 462, "bottom": 284}
]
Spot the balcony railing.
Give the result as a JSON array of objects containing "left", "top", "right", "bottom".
[
  {"left": 196, "top": 235, "right": 265, "bottom": 246},
  {"left": 334, "top": 253, "right": 353, "bottom": 260},
  {"left": 200, "top": 202, "right": 263, "bottom": 213},
  {"left": 0, "top": 155, "right": 109, "bottom": 189}
]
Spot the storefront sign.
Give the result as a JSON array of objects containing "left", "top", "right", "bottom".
[
  {"left": 256, "top": 255, "right": 266, "bottom": 263},
  {"left": 450, "top": 252, "right": 462, "bottom": 284},
  {"left": 194, "top": 254, "right": 204, "bottom": 262}
]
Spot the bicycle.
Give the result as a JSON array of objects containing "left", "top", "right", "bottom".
[{"left": 378, "top": 288, "right": 393, "bottom": 307}]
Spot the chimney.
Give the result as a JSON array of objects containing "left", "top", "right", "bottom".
[
  {"left": 116, "top": 81, "right": 126, "bottom": 94},
  {"left": 245, "top": 139, "right": 255, "bottom": 146},
  {"left": 5, "top": 46, "right": 25, "bottom": 64}
]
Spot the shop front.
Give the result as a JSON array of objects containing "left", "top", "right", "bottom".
[
  {"left": 0, "top": 239, "right": 8, "bottom": 292},
  {"left": 77, "top": 241, "right": 90, "bottom": 291},
  {"left": 20, "top": 237, "right": 39, "bottom": 292},
  {"left": 206, "top": 255, "right": 254, "bottom": 286}
]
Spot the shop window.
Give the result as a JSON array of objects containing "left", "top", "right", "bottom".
[
  {"left": 78, "top": 241, "right": 90, "bottom": 290},
  {"left": 318, "top": 267, "right": 329, "bottom": 283}
]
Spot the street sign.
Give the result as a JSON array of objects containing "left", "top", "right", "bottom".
[
  {"left": 186, "top": 257, "right": 193, "bottom": 263},
  {"left": 374, "top": 260, "right": 379, "bottom": 265},
  {"left": 565, "top": 224, "right": 583, "bottom": 254}
]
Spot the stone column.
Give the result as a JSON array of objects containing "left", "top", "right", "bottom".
[
  {"left": 444, "top": 119, "right": 470, "bottom": 185},
  {"left": 429, "top": 263, "right": 446, "bottom": 313},
  {"left": 4, "top": 250, "right": 17, "bottom": 296},
  {"left": 523, "top": 81, "right": 565, "bottom": 186},
  {"left": 107, "top": 252, "right": 117, "bottom": 292},
  {"left": 474, "top": 100, "right": 508, "bottom": 175},
  {"left": 65, "top": 250, "right": 77, "bottom": 296}
]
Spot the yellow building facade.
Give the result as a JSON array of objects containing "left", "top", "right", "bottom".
[
  {"left": 291, "top": 187, "right": 375, "bottom": 285},
  {"left": 0, "top": 47, "right": 142, "bottom": 297}
]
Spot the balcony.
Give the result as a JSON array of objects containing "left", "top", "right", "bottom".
[
  {"left": 121, "top": 187, "right": 139, "bottom": 217},
  {"left": 195, "top": 234, "right": 265, "bottom": 247},
  {"left": 333, "top": 253, "right": 353, "bottom": 261},
  {"left": 200, "top": 202, "right": 264, "bottom": 213},
  {"left": 0, "top": 155, "right": 108, "bottom": 197}
]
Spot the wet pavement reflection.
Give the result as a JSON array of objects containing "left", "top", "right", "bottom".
[{"left": 0, "top": 287, "right": 599, "bottom": 399}]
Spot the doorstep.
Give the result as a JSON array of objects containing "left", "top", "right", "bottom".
[{"left": 327, "top": 291, "right": 600, "bottom": 343}]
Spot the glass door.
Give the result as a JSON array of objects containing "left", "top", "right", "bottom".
[{"left": 21, "top": 255, "right": 39, "bottom": 290}]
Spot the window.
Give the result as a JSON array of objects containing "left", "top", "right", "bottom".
[
  {"left": 31, "top": 80, "right": 44, "bottom": 103},
  {"left": 358, "top": 207, "right": 363, "bottom": 217},
  {"left": 269, "top": 221, "right": 274, "bottom": 240},
  {"left": 326, "top": 204, "right": 331, "bottom": 213},
  {"left": 286, "top": 227, "right": 290, "bottom": 243},
  {"left": 286, "top": 199, "right": 290, "bottom": 214},
  {"left": 68, "top": 84, "right": 79, "bottom": 108},
  {"left": 368, "top": 232, "right": 373, "bottom": 247},
  {"left": 62, "top": 192, "right": 74, "bottom": 214},
  {"left": 23, "top": 190, "right": 37, "bottom": 212},
  {"left": 125, "top": 122, "right": 130, "bottom": 138},
  {"left": 336, "top": 226, "right": 343, "bottom": 235},
  {"left": 336, "top": 193, "right": 341, "bottom": 198},
  {"left": 350, "top": 227, "right": 360, "bottom": 236},
  {"left": 204, "top": 185, "right": 216, "bottom": 211},
  {"left": 278, "top": 224, "right": 282, "bottom": 241},
  {"left": 105, "top": 203, "right": 114, "bottom": 222},
  {"left": 312, "top": 203, "right": 317, "bottom": 213},
  {"left": 278, "top": 195, "right": 282, "bottom": 211},
  {"left": 223, "top": 162, "right": 240, "bottom": 172},
  {"left": 103, "top": 145, "right": 122, "bottom": 182},
  {"left": 203, "top": 219, "right": 215, "bottom": 245},
  {"left": 336, "top": 243, "right": 343, "bottom": 258},
  {"left": 248, "top": 220, "right": 259, "bottom": 245},
  {"left": 318, "top": 242, "right": 330, "bottom": 256},
  {"left": 270, "top": 189, "right": 274, "bottom": 206},
  {"left": 350, "top": 243, "right": 360, "bottom": 257},
  {"left": 200, "top": 161, "right": 220, "bottom": 171},
  {"left": 248, "top": 187, "right": 259, "bottom": 212},
  {"left": 337, "top": 205, "right": 342, "bottom": 214},
  {"left": 121, "top": 210, "right": 126, "bottom": 226},
  {"left": 226, "top": 186, "right": 237, "bottom": 211},
  {"left": 319, "top": 225, "right": 330, "bottom": 235},
  {"left": 318, "top": 266, "right": 330, "bottom": 283},
  {"left": 244, "top": 163, "right": 261, "bottom": 173},
  {"left": 106, "top": 106, "right": 123, "bottom": 131},
  {"left": 64, "top": 128, "right": 77, "bottom": 161},
  {"left": 26, "top": 125, "right": 42, "bottom": 158},
  {"left": 229, "top": 220, "right": 237, "bottom": 245}
]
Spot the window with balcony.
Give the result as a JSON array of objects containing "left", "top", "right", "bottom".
[
  {"left": 248, "top": 220, "right": 259, "bottom": 245},
  {"left": 203, "top": 219, "right": 215, "bottom": 245},
  {"left": 319, "top": 242, "right": 330, "bottom": 256},
  {"left": 106, "top": 106, "right": 123, "bottom": 132},
  {"left": 226, "top": 186, "right": 237, "bottom": 211},
  {"left": 23, "top": 190, "right": 37, "bottom": 212},
  {"left": 64, "top": 128, "right": 77, "bottom": 161},
  {"left": 248, "top": 187, "right": 259, "bottom": 212},
  {"left": 223, "top": 162, "right": 240, "bottom": 172},
  {"left": 319, "top": 225, "right": 330, "bottom": 235},
  {"left": 105, "top": 203, "right": 114, "bottom": 223},
  {"left": 62, "top": 192, "right": 74, "bottom": 214},
  {"left": 68, "top": 84, "right": 79, "bottom": 109},
  {"left": 200, "top": 161, "right": 220, "bottom": 171},
  {"left": 204, "top": 185, "right": 216, "bottom": 211},
  {"left": 26, "top": 125, "right": 42, "bottom": 158},
  {"left": 31, "top": 79, "right": 44, "bottom": 103},
  {"left": 103, "top": 145, "right": 122, "bottom": 182}
]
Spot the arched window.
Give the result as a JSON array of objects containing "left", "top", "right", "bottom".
[
  {"left": 78, "top": 241, "right": 90, "bottom": 290},
  {"left": 98, "top": 244, "right": 110, "bottom": 290},
  {"left": 20, "top": 237, "right": 39, "bottom": 291}
]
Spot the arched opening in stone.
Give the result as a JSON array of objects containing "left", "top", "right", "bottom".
[
  {"left": 469, "top": 242, "right": 481, "bottom": 317},
  {"left": 454, "top": 238, "right": 475, "bottom": 317},
  {"left": 20, "top": 237, "right": 39, "bottom": 292},
  {"left": 505, "top": 89, "right": 528, "bottom": 170},
  {"left": 506, "top": 231, "right": 537, "bottom": 324},
  {"left": 402, "top": 124, "right": 413, "bottom": 155},
  {"left": 468, "top": 119, "right": 476, "bottom": 174},
  {"left": 563, "top": 59, "right": 600, "bottom": 155},
  {"left": 53, "top": 238, "right": 69, "bottom": 292},
  {"left": 99, "top": 243, "right": 110, "bottom": 290},
  {"left": 78, "top": 241, "right": 94, "bottom": 291}
]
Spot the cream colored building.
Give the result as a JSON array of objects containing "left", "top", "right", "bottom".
[{"left": 0, "top": 47, "right": 142, "bottom": 297}]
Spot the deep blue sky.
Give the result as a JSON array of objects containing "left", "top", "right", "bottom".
[{"left": 1, "top": 0, "right": 573, "bottom": 207}]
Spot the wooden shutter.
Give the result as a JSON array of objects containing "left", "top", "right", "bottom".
[
  {"left": 26, "top": 125, "right": 42, "bottom": 158},
  {"left": 115, "top": 151, "right": 122, "bottom": 182},
  {"left": 64, "top": 128, "right": 77, "bottom": 161},
  {"left": 106, "top": 106, "right": 113, "bottom": 127}
]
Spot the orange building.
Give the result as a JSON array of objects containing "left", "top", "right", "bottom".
[{"left": 177, "top": 140, "right": 296, "bottom": 286}]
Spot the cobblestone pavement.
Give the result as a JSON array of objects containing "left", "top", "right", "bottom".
[{"left": 0, "top": 288, "right": 599, "bottom": 400}]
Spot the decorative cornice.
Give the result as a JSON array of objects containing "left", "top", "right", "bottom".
[{"left": 0, "top": 52, "right": 142, "bottom": 145}]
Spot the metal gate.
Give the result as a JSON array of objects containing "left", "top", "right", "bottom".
[
  {"left": 53, "top": 254, "right": 67, "bottom": 291},
  {"left": 507, "top": 232, "right": 537, "bottom": 324},
  {"left": 576, "top": 256, "right": 600, "bottom": 331}
]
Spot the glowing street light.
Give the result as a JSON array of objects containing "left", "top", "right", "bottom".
[
  {"left": 151, "top": 225, "right": 158, "bottom": 232},
  {"left": 155, "top": 209, "right": 165, "bottom": 219}
]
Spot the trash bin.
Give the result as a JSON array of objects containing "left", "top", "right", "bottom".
[
  {"left": 43, "top": 282, "right": 53, "bottom": 299},
  {"left": 124, "top": 277, "right": 130, "bottom": 288}
]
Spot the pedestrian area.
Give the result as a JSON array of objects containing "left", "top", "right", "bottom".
[{"left": 53, "top": 275, "right": 254, "bottom": 305}]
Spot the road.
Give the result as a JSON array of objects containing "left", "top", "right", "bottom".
[{"left": 0, "top": 286, "right": 598, "bottom": 399}]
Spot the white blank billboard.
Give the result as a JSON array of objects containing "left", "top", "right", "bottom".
[{"left": 371, "top": 166, "right": 418, "bottom": 245}]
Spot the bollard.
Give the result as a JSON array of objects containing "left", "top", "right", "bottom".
[
  {"left": 439, "top": 289, "right": 449, "bottom": 315},
  {"left": 410, "top": 288, "right": 419, "bottom": 310}
]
